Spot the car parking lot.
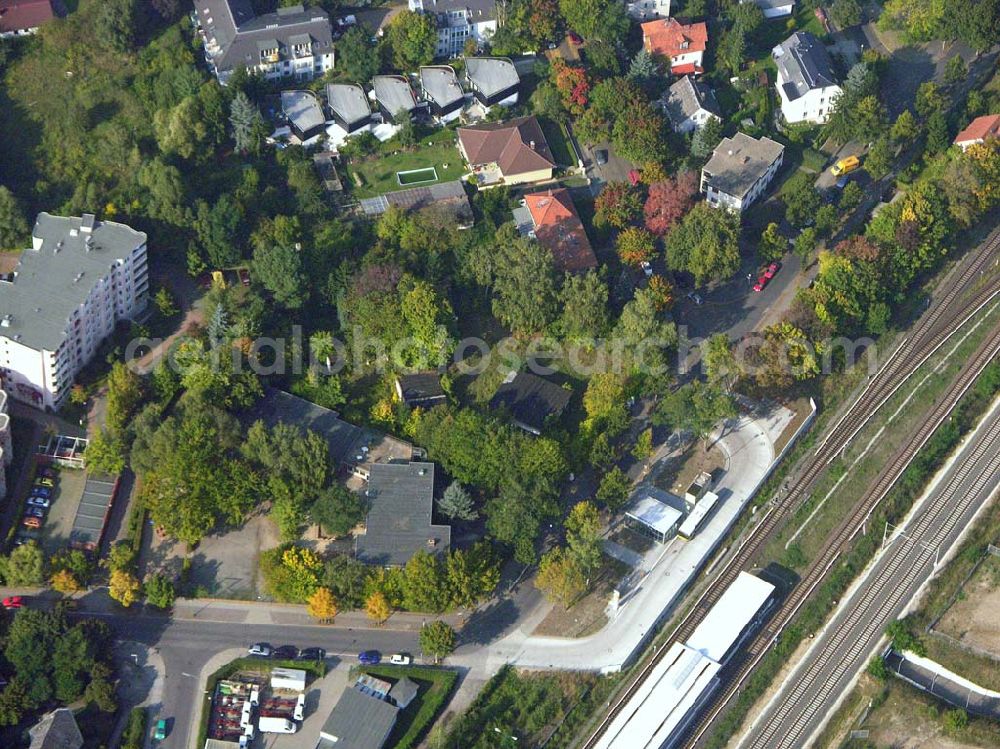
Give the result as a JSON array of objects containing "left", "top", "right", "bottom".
[{"left": 35, "top": 467, "right": 87, "bottom": 555}]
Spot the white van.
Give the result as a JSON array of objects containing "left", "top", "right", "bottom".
[{"left": 258, "top": 717, "right": 298, "bottom": 734}]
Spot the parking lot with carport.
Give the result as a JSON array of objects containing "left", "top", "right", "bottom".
[{"left": 37, "top": 467, "right": 88, "bottom": 555}]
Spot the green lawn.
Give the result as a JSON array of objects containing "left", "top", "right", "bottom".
[
  {"left": 539, "top": 117, "right": 576, "bottom": 167},
  {"left": 346, "top": 134, "right": 462, "bottom": 198},
  {"left": 358, "top": 665, "right": 458, "bottom": 749}
]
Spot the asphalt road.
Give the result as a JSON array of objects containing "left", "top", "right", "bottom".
[
  {"left": 91, "top": 613, "right": 421, "bottom": 749},
  {"left": 739, "top": 398, "right": 1000, "bottom": 749}
]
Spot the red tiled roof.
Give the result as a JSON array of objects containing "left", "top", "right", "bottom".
[
  {"left": 524, "top": 188, "right": 597, "bottom": 273},
  {"left": 670, "top": 63, "right": 705, "bottom": 76},
  {"left": 457, "top": 115, "right": 556, "bottom": 177},
  {"left": 0, "top": 0, "right": 54, "bottom": 33},
  {"left": 642, "top": 18, "right": 707, "bottom": 60},
  {"left": 954, "top": 114, "right": 1000, "bottom": 145}
]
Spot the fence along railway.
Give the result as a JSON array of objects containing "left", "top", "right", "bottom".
[{"left": 580, "top": 224, "right": 1000, "bottom": 749}]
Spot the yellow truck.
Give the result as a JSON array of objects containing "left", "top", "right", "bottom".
[{"left": 831, "top": 154, "right": 861, "bottom": 176}]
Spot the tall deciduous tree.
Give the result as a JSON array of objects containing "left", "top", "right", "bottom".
[
  {"left": 253, "top": 244, "right": 307, "bottom": 308},
  {"left": 386, "top": 10, "right": 437, "bottom": 70},
  {"left": 366, "top": 591, "right": 391, "bottom": 625},
  {"left": 0, "top": 186, "right": 28, "bottom": 251},
  {"left": 665, "top": 203, "right": 741, "bottom": 286},
  {"left": 616, "top": 226, "right": 656, "bottom": 266},
  {"left": 559, "top": 270, "right": 610, "bottom": 340},
  {"left": 594, "top": 182, "right": 641, "bottom": 228},
  {"left": 420, "top": 620, "right": 457, "bottom": 662},
  {"left": 307, "top": 587, "right": 339, "bottom": 623},
  {"left": 565, "top": 501, "right": 603, "bottom": 576},
  {"left": 491, "top": 229, "right": 558, "bottom": 333},
  {"left": 535, "top": 547, "right": 586, "bottom": 608},
  {"left": 337, "top": 25, "right": 379, "bottom": 83},
  {"left": 644, "top": 172, "right": 698, "bottom": 236}
]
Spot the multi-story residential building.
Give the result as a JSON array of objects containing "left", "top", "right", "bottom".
[
  {"left": 625, "top": 0, "right": 670, "bottom": 21},
  {"left": 0, "top": 388, "right": 12, "bottom": 498},
  {"left": 641, "top": 18, "right": 708, "bottom": 75},
  {"left": 772, "top": 31, "right": 842, "bottom": 124},
  {"left": 701, "top": 133, "right": 785, "bottom": 213},
  {"left": 409, "top": 0, "right": 497, "bottom": 59},
  {"left": 193, "top": 0, "right": 334, "bottom": 85},
  {"left": 0, "top": 213, "right": 149, "bottom": 410},
  {"left": 663, "top": 75, "right": 721, "bottom": 133},
  {"left": 0, "top": 0, "right": 55, "bottom": 38}
]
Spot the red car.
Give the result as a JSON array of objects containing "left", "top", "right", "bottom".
[
  {"left": 2, "top": 596, "right": 24, "bottom": 609},
  {"left": 567, "top": 31, "right": 583, "bottom": 45},
  {"left": 627, "top": 169, "right": 642, "bottom": 186},
  {"left": 753, "top": 262, "right": 781, "bottom": 292},
  {"left": 238, "top": 268, "right": 251, "bottom": 287}
]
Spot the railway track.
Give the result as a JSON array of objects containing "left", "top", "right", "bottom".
[
  {"left": 579, "top": 225, "right": 1000, "bottom": 749},
  {"left": 743, "top": 398, "right": 1000, "bottom": 748},
  {"left": 686, "top": 324, "right": 1000, "bottom": 749}
]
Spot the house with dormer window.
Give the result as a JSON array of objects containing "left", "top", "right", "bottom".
[
  {"left": 641, "top": 18, "right": 708, "bottom": 75},
  {"left": 193, "top": 0, "right": 335, "bottom": 85}
]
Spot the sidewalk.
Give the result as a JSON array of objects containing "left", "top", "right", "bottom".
[{"left": 0, "top": 586, "right": 466, "bottom": 632}]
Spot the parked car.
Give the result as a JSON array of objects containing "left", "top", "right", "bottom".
[
  {"left": 24, "top": 507, "right": 44, "bottom": 519},
  {"left": 358, "top": 650, "right": 381, "bottom": 665},
  {"left": 38, "top": 467, "right": 57, "bottom": 478},
  {"left": 154, "top": 719, "right": 168, "bottom": 741},
  {"left": 831, "top": 154, "right": 861, "bottom": 176},
  {"left": 273, "top": 645, "right": 298, "bottom": 660},
  {"left": 238, "top": 268, "right": 251, "bottom": 287},
  {"left": 567, "top": 30, "right": 583, "bottom": 45},
  {"left": 27, "top": 496, "right": 50, "bottom": 508},
  {"left": 2, "top": 596, "right": 24, "bottom": 609},
  {"left": 594, "top": 148, "right": 608, "bottom": 165},
  {"left": 640, "top": 261, "right": 653, "bottom": 278},
  {"left": 296, "top": 647, "right": 326, "bottom": 661},
  {"left": 22, "top": 517, "right": 41, "bottom": 529},
  {"left": 30, "top": 487, "right": 51, "bottom": 498},
  {"left": 686, "top": 291, "right": 703, "bottom": 305},
  {"left": 389, "top": 653, "right": 412, "bottom": 666},
  {"left": 247, "top": 643, "right": 272, "bottom": 657},
  {"left": 35, "top": 477, "right": 55, "bottom": 488},
  {"left": 753, "top": 262, "right": 780, "bottom": 292}
]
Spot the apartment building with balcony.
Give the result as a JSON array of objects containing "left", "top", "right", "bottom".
[
  {"left": 0, "top": 388, "right": 12, "bottom": 498},
  {"left": 0, "top": 214, "right": 149, "bottom": 411},
  {"left": 409, "top": 0, "right": 497, "bottom": 59},
  {"left": 193, "top": 0, "right": 334, "bottom": 85}
]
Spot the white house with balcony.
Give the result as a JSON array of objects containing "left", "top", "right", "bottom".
[
  {"left": 772, "top": 31, "right": 842, "bottom": 124},
  {"left": 701, "top": 133, "right": 784, "bottom": 213},
  {"left": 193, "top": 0, "right": 335, "bottom": 85},
  {"left": 0, "top": 214, "right": 149, "bottom": 411},
  {"left": 625, "top": 0, "right": 671, "bottom": 21},
  {"left": 409, "top": 0, "right": 497, "bottom": 59}
]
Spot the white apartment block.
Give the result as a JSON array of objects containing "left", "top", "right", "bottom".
[
  {"left": 0, "top": 213, "right": 149, "bottom": 411},
  {"left": 625, "top": 0, "right": 671, "bottom": 21},
  {"left": 409, "top": 0, "right": 496, "bottom": 59},
  {"left": 701, "top": 133, "right": 785, "bottom": 213},
  {"left": 193, "top": 0, "right": 335, "bottom": 85},
  {"left": 0, "top": 389, "right": 12, "bottom": 498},
  {"left": 773, "top": 31, "right": 842, "bottom": 125}
]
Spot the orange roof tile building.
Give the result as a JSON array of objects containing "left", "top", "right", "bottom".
[
  {"left": 641, "top": 18, "right": 707, "bottom": 74},
  {"left": 522, "top": 189, "right": 597, "bottom": 273},
  {"left": 954, "top": 114, "right": 1000, "bottom": 152}
]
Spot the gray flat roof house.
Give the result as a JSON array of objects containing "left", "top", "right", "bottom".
[
  {"left": 372, "top": 75, "right": 419, "bottom": 123},
  {"left": 701, "top": 132, "right": 784, "bottom": 212},
  {"left": 359, "top": 181, "right": 474, "bottom": 227},
  {"left": 419, "top": 65, "right": 466, "bottom": 119},
  {"left": 281, "top": 90, "right": 327, "bottom": 140},
  {"left": 316, "top": 685, "right": 399, "bottom": 749},
  {"left": 326, "top": 83, "right": 372, "bottom": 133},
  {"left": 194, "top": 0, "right": 334, "bottom": 84},
  {"left": 465, "top": 56, "right": 520, "bottom": 107},
  {"left": 356, "top": 461, "right": 451, "bottom": 566},
  {"left": 489, "top": 371, "right": 571, "bottom": 435}
]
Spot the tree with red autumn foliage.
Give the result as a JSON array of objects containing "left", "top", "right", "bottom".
[
  {"left": 835, "top": 235, "right": 881, "bottom": 262},
  {"left": 551, "top": 60, "right": 590, "bottom": 116},
  {"left": 617, "top": 227, "right": 656, "bottom": 266},
  {"left": 644, "top": 172, "right": 698, "bottom": 236},
  {"left": 594, "top": 182, "right": 642, "bottom": 229}
]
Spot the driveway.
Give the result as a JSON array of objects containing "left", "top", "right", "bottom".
[{"left": 581, "top": 141, "right": 635, "bottom": 194}]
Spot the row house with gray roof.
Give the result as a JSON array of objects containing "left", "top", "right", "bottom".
[
  {"left": 408, "top": 0, "right": 497, "bottom": 58},
  {"left": 193, "top": 0, "right": 334, "bottom": 85},
  {"left": 772, "top": 31, "right": 842, "bottom": 124}
]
